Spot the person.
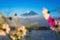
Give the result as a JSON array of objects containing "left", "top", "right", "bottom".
[
  {"left": 7, "top": 17, "right": 17, "bottom": 40},
  {"left": 42, "top": 8, "right": 60, "bottom": 33},
  {"left": 7, "top": 17, "right": 27, "bottom": 40},
  {"left": 0, "top": 13, "right": 10, "bottom": 40}
]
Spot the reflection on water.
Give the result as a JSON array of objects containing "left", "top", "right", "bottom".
[
  {"left": 0, "top": 30, "right": 60, "bottom": 40},
  {"left": 29, "top": 30, "right": 60, "bottom": 40}
]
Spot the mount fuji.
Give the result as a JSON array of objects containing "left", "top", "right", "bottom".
[{"left": 21, "top": 11, "right": 38, "bottom": 16}]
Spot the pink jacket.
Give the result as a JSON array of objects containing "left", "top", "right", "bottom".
[{"left": 47, "top": 16, "right": 56, "bottom": 27}]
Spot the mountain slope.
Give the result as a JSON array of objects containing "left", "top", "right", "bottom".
[{"left": 21, "top": 11, "right": 38, "bottom": 16}]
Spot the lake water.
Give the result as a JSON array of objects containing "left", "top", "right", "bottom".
[
  {"left": 29, "top": 30, "right": 60, "bottom": 40},
  {"left": 0, "top": 30, "right": 60, "bottom": 40}
]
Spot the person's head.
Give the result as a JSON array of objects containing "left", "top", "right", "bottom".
[
  {"left": 8, "top": 17, "right": 12, "bottom": 21},
  {"left": 14, "top": 13, "right": 17, "bottom": 16},
  {"left": 42, "top": 8, "right": 50, "bottom": 15}
]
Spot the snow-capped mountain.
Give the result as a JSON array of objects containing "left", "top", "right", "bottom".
[{"left": 21, "top": 11, "right": 38, "bottom": 16}]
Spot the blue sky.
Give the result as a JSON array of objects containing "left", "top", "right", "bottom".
[{"left": 0, "top": 0, "right": 60, "bottom": 17}]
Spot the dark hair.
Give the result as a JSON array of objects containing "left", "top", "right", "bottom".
[
  {"left": 8, "top": 17, "right": 12, "bottom": 20},
  {"left": 47, "top": 11, "right": 50, "bottom": 14},
  {"left": 14, "top": 13, "right": 17, "bottom": 16}
]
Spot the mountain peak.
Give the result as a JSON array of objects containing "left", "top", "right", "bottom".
[{"left": 21, "top": 11, "right": 38, "bottom": 16}]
